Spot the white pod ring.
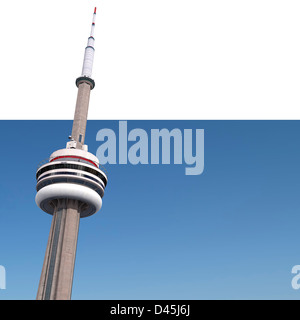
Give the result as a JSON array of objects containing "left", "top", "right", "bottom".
[{"left": 35, "top": 183, "right": 102, "bottom": 218}]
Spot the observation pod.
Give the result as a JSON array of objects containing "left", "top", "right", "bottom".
[{"left": 35, "top": 147, "right": 107, "bottom": 218}]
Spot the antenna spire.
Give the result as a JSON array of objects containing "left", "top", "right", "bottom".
[{"left": 81, "top": 8, "right": 97, "bottom": 78}]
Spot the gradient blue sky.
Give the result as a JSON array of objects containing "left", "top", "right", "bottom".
[{"left": 1, "top": 120, "right": 300, "bottom": 300}]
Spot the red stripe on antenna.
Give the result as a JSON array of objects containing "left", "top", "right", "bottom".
[{"left": 94, "top": 7, "right": 97, "bottom": 14}]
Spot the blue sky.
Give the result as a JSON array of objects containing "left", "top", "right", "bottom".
[{"left": 1, "top": 120, "right": 300, "bottom": 300}]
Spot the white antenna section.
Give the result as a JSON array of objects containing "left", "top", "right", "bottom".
[{"left": 81, "top": 7, "right": 97, "bottom": 78}]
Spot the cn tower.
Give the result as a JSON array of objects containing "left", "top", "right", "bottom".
[{"left": 35, "top": 8, "right": 107, "bottom": 300}]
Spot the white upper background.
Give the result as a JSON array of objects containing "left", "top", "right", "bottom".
[{"left": 1, "top": 0, "right": 300, "bottom": 119}]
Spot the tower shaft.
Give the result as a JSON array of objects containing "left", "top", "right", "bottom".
[
  {"left": 36, "top": 199, "right": 80, "bottom": 300},
  {"left": 71, "top": 82, "right": 92, "bottom": 148}
]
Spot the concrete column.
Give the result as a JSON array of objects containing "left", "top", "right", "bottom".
[
  {"left": 71, "top": 82, "right": 92, "bottom": 148},
  {"left": 36, "top": 199, "right": 80, "bottom": 300}
]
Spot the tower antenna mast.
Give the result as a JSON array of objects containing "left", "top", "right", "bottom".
[{"left": 72, "top": 6, "right": 97, "bottom": 149}]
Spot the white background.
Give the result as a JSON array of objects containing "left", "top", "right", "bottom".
[{"left": 1, "top": 0, "right": 300, "bottom": 120}]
